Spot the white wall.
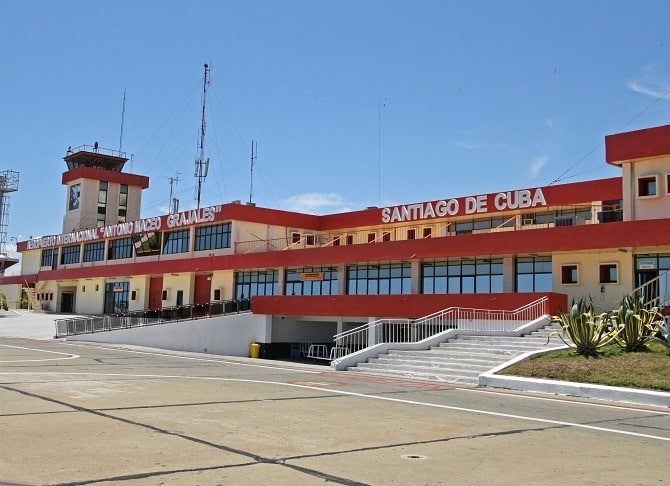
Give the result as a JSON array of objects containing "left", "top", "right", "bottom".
[
  {"left": 552, "top": 250, "right": 634, "bottom": 311},
  {"left": 75, "top": 279, "right": 104, "bottom": 314},
  {"left": 622, "top": 154, "right": 670, "bottom": 222},
  {"left": 67, "top": 312, "right": 272, "bottom": 357}
]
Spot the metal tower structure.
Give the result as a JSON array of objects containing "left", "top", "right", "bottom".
[
  {"left": 194, "top": 63, "right": 211, "bottom": 209},
  {"left": 0, "top": 170, "right": 19, "bottom": 274}
]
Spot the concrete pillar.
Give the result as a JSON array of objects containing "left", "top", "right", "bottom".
[
  {"left": 411, "top": 259, "right": 421, "bottom": 294},
  {"left": 503, "top": 256, "right": 515, "bottom": 292},
  {"left": 338, "top": 263, "right": 347, "bottom": 295}
]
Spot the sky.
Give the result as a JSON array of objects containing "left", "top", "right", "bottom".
[{"left": 1, "top": 0, "right": 669, "bottom": 274}]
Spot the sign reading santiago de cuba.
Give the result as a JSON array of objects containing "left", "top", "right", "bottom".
[
  {"left": 26, "top": 205, "right": 222, "bottom": 250},
  {"left": 381, "top": 188, "right": 547, "bottom": 224}
]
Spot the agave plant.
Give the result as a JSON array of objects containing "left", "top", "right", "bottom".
[
  {"left": 648, "top": 318, "right": 670, "bottom": 349},
  {"left": 611, "top": 295, "right": 662, "bottom": 352},
  {"left": 550, "top": 297, "right": 618, "bottom": 357}
]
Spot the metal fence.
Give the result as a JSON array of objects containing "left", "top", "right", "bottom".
[
  {"left": 54, "top": 298, "right": 251, "bottom": 338},
  {"left": 332, "top": 297, "right": 548, "bottom": 357}
]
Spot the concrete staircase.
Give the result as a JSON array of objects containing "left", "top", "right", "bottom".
[{"left": 346, "top": 323, "right": 565, "bottom": 385}]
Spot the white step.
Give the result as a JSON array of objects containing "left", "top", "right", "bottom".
[{"left": 346, "top": 327, "right": 565, "bottom": 384}]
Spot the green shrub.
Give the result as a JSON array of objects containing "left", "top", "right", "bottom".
[
  {"left": 551, "top": 297, "right": 617, "bottom": 357},
  {"left": 611, "top": 295, "right": 661, "bottom": 352},
  {"left": 649, "top": 318, "right": 670, "bottom": 349}
]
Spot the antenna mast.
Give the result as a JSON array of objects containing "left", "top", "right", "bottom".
[
  {"left": 249, "top": 140, "right": 256, "bottom": 204},
  {"left": 119, "top": 90, "right": 126, "bottom": 154},
  {"left": 194, "top": 63, "right": 211, "bottom": 208},
  {"left": 168, "top": 172, "right": 181, "bottom": 214}
]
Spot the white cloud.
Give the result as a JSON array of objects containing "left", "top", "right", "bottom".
[
  {"left": 280, "top": 192, "right": 355, "bottom": 215},
  {"left": 529, "top": 155, "right": 549, "bottom": 179},
  {"left": 450, "top": 140, "right": 491, "bottom": 150},
  {"left": 627, "top": 65, "right": 670, "bottom": 100}
]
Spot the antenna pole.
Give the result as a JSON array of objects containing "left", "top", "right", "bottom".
[
  {"left": 249, "top": 140, "right": 256, "bottom": 204},
  {"left": 194, "top": 63, "right": 211, "bottom": 209},
  {"left": 168, "top": 172, "right": 181, "bottom": 214},
  {"left": 119, "top": 90, "right": 126, "bottom": 154}
]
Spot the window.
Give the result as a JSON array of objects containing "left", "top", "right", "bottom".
[
  {"left": 118, "top": 184, "right": 128, "bottom": 222},
  {"left": 407, "top": 229, "right": 416, "bottom": 240},
  {"left": 97, "top": 181, "right": 108, "bottom": 227},
  {"left": 599, "top": 200, "right": 623, "bottom": 223},
  {"left": 599, "top": 264, "right": 618, "bottom": 284},
  {"left": 305, "top": 234, "right": 315, "bottom": 246},
  {"left": 234, "top": 270, "right": 278, "bottom": 298},
  {"left": 194, "top": 222, "right": 231, "bottom": 251},
  {"left": 41, "top": 249, "right": 56, "bottom": 267},
  {"left": 382, "top": 231, "right": 391, "bottom": 242},
  {"left": 637, "top": 175, "right": 658, "bottom": 198},
  {"left": 285, "top": 266, "right": 338, "bottom": 296},
  {"left": 516, "top": 256, "right": 552, "bottom": 292},
  {"left": 291, "top": 232, "right": 301, "bottom": 244},
  {"left": 367, "top": 233, "right": 376, "bottom": 243},
  {"left": 667, "top": 174, "right": 670, "bottom": 196},
  {"left": 83, "top": 241, "right": 105, "bottom": 262},
  {"left": 213, "top": 288, "right": 221, "bottom": 300},
  {"left": 107, "top": 237, "right": 133, "bottom": 260},
  {"left": 561, "top": 264, "right": 579, "bottom": 285},
  {"left": 422, "top": 227, "right": 432, "bottom": 238},
  {"left": 347, "top": 262, "right": 411, "bottom": 295},
  {"left": 133, "top": 232, "right": 161, "bottom": 257},
  {"left": 422, "top": 258, "right": 503, "bottom": 294},
  {"left": 60, "top": 244, "right": 80, "bottom": 264},
  {"left": 454, "top": 221, "right": 473, "bottom": 235},
  {"left": 163, "top": 229, "right": 190, "bottom": 254},
  {"left": 346, "top": 234, "right": 354, "bottom": 245}
]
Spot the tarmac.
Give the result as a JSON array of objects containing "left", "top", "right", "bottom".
[
  {"left": 1, "top": 309, "right": 669, "bottom": 485},
  {"left": 0, "top": 308, "right": 668, "bottom": 408}
]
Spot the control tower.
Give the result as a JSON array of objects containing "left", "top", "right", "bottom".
[
  {"left": 62, "top": 143, "right": 149, "bottom": 233},
  {"left": 0, "top": 170, "right": 20, "bottom": 274}
]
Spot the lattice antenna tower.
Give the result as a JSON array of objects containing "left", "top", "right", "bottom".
[
  {"left": 0, "top": 171, "right": 19, "bottom": 256},
  {"left": 194, "top": 63, "right": 211, "bottom": 209}
]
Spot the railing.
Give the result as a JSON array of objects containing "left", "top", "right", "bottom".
[
  {"left": 68, "top": 144, "right": 126, "bottom": 159},
  {"left": 233, "top": 205, "right": 606, "bottom": 255},
  {"left": 54, "top": 298, "right": 251, "bottom": 338},
  {"left": 332, "top": 297, "right": 548, "bottom": 358},
  {"left": 630, "top": 270, "right": 670, "bottom": 312}
]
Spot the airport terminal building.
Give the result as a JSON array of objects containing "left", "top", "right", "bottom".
[{"left": 1, "top": 124, "right": 669, "bottom": 350}]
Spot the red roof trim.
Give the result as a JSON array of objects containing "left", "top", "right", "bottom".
[
  {"left": 62, "top": 167, "right": 150, "bottom": 189},
  {"left": 605, "top": 125, "right": 670, "bottom": 165}
]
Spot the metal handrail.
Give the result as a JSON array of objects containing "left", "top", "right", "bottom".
[
  {"left": 332, "top": 297, "right": 548, "bottom": 357},
  {"left": 626, "top": 269, "right": 670, "bottom": 311},
  {"left": 54, "top": 298, "right": 251, "bottom": 338}
]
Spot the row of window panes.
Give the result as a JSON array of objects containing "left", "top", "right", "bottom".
[
  {"left": 347, "top": 263, "right": 412, "bottom": 295},
  {"left": 234, "top": 258, "right": 555, "bottom": 297},
  {"left": 423, "top": 259, "right": 504, "bottom": 294},
  {"left": 41, "top": 223, "right": 232, "bottom": 265},
  {"left": 285, "top": 267, "right": 338, "bottom": 296}
]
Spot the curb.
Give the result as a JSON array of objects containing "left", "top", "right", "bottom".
[{"left": 479, "top": 347, "right": 670, "bottom": 408}]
